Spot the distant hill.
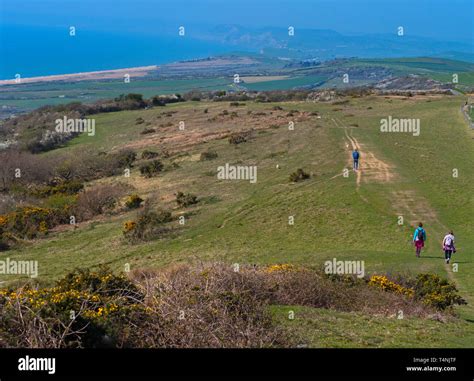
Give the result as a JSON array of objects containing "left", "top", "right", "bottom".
[{"left": 196, "top": 25, "right": 474, "bottom": 63}]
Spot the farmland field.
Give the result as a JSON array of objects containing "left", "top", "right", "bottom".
[{"left": 2, "top": 56, "right": 473, "bottom": 116}]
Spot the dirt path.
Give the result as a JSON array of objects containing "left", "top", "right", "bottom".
[
  {"left": 343, "top": 127, "right": 362, "bottom": 186},
  {"left": 331, "top": 117, "right": 395, "bottom": 187},
  {"left": 333, "top": 117, "right": 445, "bottom": 230}
]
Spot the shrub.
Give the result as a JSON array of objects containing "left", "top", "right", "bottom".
[
  {"left": 414, "top": 273, "right": 467, "bottom": 310},
  {"left": 0, "top": 236, "right": 9, "bottom": 251},
  {"left": 125, "top": 194, "right": 144, "bottom": 209},
  {"left": 0, "top": 149, "right": 53, "bottom": 191},
  {"left": 135, "top": 117, "right": 145, "bottom": 125},
  {"left": 0, "top": 220, "right": 9, "bottom": 250},
  {"left": 182, "top": 90, "right": 203, "bottom": 101},
  {"left": 0, "top": 206, "right": 69, "bottom": 239},
  {"left": 74, "top": 184, "right": 127, "bottom": 221},
  {"left": 43, "top": 193, "right": 78, "bottom": 211},
  {"left": 368, "top": 273, "right": 466, "bottom": 311},
  {"left": 31, "top": 180, "right": 84, "bottom": 197},
  {"left": 140, "top": 128, "right": 156, "bottom": 135},
  {"left": 60, "top": 150, "right": 138, "bottom": 181},
  {"left": 369, "top": 275, "right": 414, "bottom": 297},
  {"left": 123, "top": 209, "right": 172, "bottom": 242},
  {"left": 289, "top": 169, "right": 310, "bottom": 182},
  {"left": 0, "top": 264, "right": 447, "bottom": 348},
  {"left": 229, "top": 132, "right": 248, "bottom": 145},
  {"left": 113, "top": 94, "right": 146, "bottom": 109},
  {"left": 115, "top": 149, "right": 137, "bottom": 168},
  {"left": 141, "top": 150, "right": 160, "bottom": 160},
  {"left": 139, "top": 160, "right": 163, "bottom": 178},
  {"left": 0, "top": 266, "right": 144, "bottom": 348},
  {"left": 199, "top": 150, "right": 218, "bottom": 161},
  {"left": 0, "top": 265, "right": 290, "bottom": 348},
  {"left": 176, "top": 192, "right": 198, "bottom": 208}
]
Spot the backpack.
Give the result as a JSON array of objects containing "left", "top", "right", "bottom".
[{"left": 417, "top": 228, "right": 424, "bottom": 241}]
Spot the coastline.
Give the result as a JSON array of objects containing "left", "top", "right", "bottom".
[{"left": 0, "top": 65, "right": 159, "bottom": 86}]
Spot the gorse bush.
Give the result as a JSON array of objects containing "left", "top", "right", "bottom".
[
  {"left": 175, "top": 192, "right": 198, "bottom": 208},
  {"left": 414, "top": 273, "right": 467, "bottom": 310},
  {"left": 0, "top": 264, "right": 452, "bottom": 348},
  {"left": 123, "top": 208, "right": 172, "bottom": 242},
  {"left": 31, "top": 180, "right": 84, "bottom": 198},
  {"left": 289, "top": 168, "right": 310, "bottom": 182},
  {"left": 0, "top": 206, "right": 70, "bottom": 239},
  {"left": 368, "top": 273, "right": 466, "bottom": 311},
  {"left": 369, "top": 275, "right": 414, "bottom": 297},
  {"left": 229, "top": 132, "right": 249, "bottom": 145},
  {"left": 139, "top": 160, "right": 164, "bottom": 178},
  {"left": 0, "top": 266, "right": 145, "bottom": 348},
  {"left": 125, "top": 194, "right": 144, "bottom": 209},
  {"left": 116, "top": 149, "right": 137, "bottom": 168}
]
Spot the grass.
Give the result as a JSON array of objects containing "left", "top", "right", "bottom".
[
  {"left": 244, "top": 75, "right": 327, "bottom": 90},
  {"left": 2, "top": 94, "right": 473, "bottom": 347},
  {"left": 0, "top": 78, "right": 234, "bottom": 112},
  {"left": 271, "top": 305, "right": 474, "bottom": 348}
]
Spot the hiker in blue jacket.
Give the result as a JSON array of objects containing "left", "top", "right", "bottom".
[
  {"left": 352, "top": 149, "right": 360, "bottom": 171},
  {"left": 413, "top": 222, "right": 427, "bottom": 258}
]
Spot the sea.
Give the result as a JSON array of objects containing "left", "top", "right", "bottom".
[{"left": 0, "top": 24, "right": 234, "bottom": 80}]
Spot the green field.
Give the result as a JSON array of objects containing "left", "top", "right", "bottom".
[
  {"left": 0, "top": 77, "right": 235, "bottom": 112},
  {"left": 2, "top": 56, "right": 473, "bottom": 115},
  {"left": 2, "top": 94, "right": 474, "bottom": 346},
  {"left": 244, "top": 75, "right": 327, "bottom": 91}
]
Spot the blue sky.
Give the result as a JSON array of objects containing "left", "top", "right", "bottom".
[{"left": 1, "top": 0, "right": 472, "bottom": 42}]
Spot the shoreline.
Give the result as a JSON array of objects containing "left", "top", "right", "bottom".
[{"left": 0, "top": 65, "right": 159, "bottom": 86}]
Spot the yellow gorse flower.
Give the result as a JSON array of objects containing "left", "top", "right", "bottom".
[
  {"left": 369, "top": 275, "right": 414, "bottom": 297},
  {"left": 123, "top": 221, "right": 136, "bottom": 233},
  {"left": 266, "top": 264, "right": 296, "bottom": 273}
]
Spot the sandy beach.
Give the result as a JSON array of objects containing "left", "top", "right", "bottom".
[{"left": 0, "top": 65, "right": 159, "bottom": 86}]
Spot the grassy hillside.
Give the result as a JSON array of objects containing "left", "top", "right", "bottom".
[{"left": 1, "top": 94, "right": 473, "bottom": 346}]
